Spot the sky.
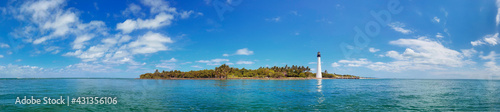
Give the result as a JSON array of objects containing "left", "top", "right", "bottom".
[{"left": 0, "top": 0, "right": 499, "bottom": 79}]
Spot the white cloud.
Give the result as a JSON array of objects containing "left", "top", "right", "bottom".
[
  {"left": 196, "top": 58, "right": 230, "bottom": 65},
  {"left": 19, "top": 0, "right": 65, "bottom": 20},
  {"left": 235, "top": 48, "right": 254, "bottom": 55},
  {"left": 388, "top": 22, "right": 412, "bottom": 34},
  {"left": 0, "top": 43, "right": 9, "bottom": 48},
  {"left": 433, "top": 16, "right": 440, "bottom": 23},
  {"left": 331, "top": 62, "right": 340, "bottom": 67},
  {"left": 387, "top": 37, "right": 466, "bottom": 67},
  {"left": 156, "top": 58, "right": 177, "bottom": 69},
  {"left": 461, "top": 48, "right": 477, "bottom": 58},
  {"left": 334, "top": 37, "right": 473, "bottom": 72},
  {"left": 16, "top": 59, "right": 22, "bottom": 62},
  {"left": 436, "top": 33, "right": 444, "bottom": 38},
  {"left": 45, "top": 46, "right": 61, "bottom": 54},
  {"left": 9, "top": 0, "right": 108, "bottom": 45},
  {"left": 471, "top": 40, "right": 485, "bottom": 46},
  {"left": 191, "top": 65, "right": 202, "bottom": 68},
  {"left": 63, "top": 32, "right": 166, "bottom": 64},
  {"left": 128, "top": 31, "right": 173, "bottom": 54},
  {"left": 496, "top": 0, "right": 500, "bottom": 26},
  {"left": 236, "top": 61, "right": 254, "bottom": 65},
  {"left": 0, "top": 64, "right": 46, "bottom": 78},
  {"left": 73, "top": 34, "right": 94, "bottom": 49},
  {"left": 480, "top": 51, "right": 500, "bottom": 75},
  {"left": 338, "top": 58, "right": 371, "bottom": 67},
  {"left": 180, "top": 10, "right": 194, "bottom": 19},
  {"left": 471, "top": 33, "right": 499, "bottom": 46},
  {"left": 64, "top": 46, "right": 107, "bottom": 62},
  {"left": 0, "top": 55, "right": 3, "bottom": 58},
  {"left": 65, "top": 62, "right": 118, "bottom": 73},
  {"left": 140, "top": 0, "right": 176, "bottom": 14},
  {"left": 163, "top": 58, "right": 177, "bottom": 62},
  {"left": 497, "top": 8, "right": 500, "bottom": 26},
  {"left": 266, "top": 17, "right": 281, "bottom": 22},
  {"left": 122, "top": 3, "right": 144, "bottom": 17},
  {"left": 33, "top": 10, "right": 78, "bottom": 44},
  {"left": 368, "top": 47, "right": 380, "bottom": 53},
  {"left": 116, "top": 13, "right": 174, "bottom": 33},
  {"left": 223, "top": 48, "right": 254, "bottom": 56}
]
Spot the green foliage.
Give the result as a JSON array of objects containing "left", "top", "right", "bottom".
[{"left": 140, "top": 64, "right": 359, "bottom": 79}]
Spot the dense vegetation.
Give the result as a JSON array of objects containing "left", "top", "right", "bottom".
[{"left": 140, "top": 64, "right": 359, "bottom": 79}]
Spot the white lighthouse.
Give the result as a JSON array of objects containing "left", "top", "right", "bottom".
[{"left": 316, "top": 52, "right": 322, "bottom": 78}]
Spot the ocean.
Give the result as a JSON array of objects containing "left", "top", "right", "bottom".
[{"left": 1, "top": 79, "right": 499, "bottom": 111}]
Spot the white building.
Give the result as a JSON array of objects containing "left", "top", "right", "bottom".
[{"left": 316, "top": 52, "right": 322, "bottom": 78}]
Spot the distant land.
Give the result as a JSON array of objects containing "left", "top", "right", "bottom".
[{"left": 139, "top": 64, "right": 362, "bottom": 79}]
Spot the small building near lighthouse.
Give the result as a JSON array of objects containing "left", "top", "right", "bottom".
[{"left": 316, "top": 52, "right": 322, "bottom": 78}]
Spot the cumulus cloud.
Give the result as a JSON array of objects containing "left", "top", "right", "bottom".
[
  {"left": 436, "top": 33, "right": 444, "bottom": 38},
  {"left": 368, "top": 47, "right": 380, "bottom": 53},
  {"left": 64, "top": 31, "right": 171, "bottom": 65},
  {"left": 338, "top": 58, "right": 371, "bottom": 67},
  {"left": 331, "top": 62, "right": 340, "bottom": 67},
  {"left": 461, "top": 48, "right": 477, "bottom": 58},
  {"left": 1, "top": 0, "right": 202, "bottom": 77},
  {"left": 433, "top": 16, "right": 440, "bottom": 23},
  {"left": 0, "top": 64, "right": 46, "bottom": 78},
  {"left": 471, "top": 33, "right": 499, "bottom": 46},
  {"left": 121, "top": 3, "right": 144, "bottom": 17},
  {"left": 180, "top": 10, "right": 194, "bottom": 19},
  {"left": 223, "top": 48, "right": 254, "bottom": 56},
  {"left": 236, "top": 61, "right": 254, "bottom": 65},
  {"left": 196, "top": 59, "right": 230, "bottom": 65},
  {"left": 0, "top": 43, "right": 9, "bottom": 48},
  {"left": 140, "top": 0, "right": 176, "bottom": 14},
  {"left": 480, "top": 51, "right": 500, "bottom": 75},
  {"left": 128, "top": 31, "right": 173, "bottom": 54},
  {"left": 116, "top": 13, "right": 174, "bottom": 33},
  {"left": 388, "top": 22, "right": 412, "bottom": 34},
  {"left": 65, "top": 62, "right": 119, "bottom": 73},
  {"left": 334, "top": 37, "right": 473, "bottom": 72},
  {"left": 235, "top": 48, "right": 254, "bottom": 55},
  {"left": 72, "top": 34, "right": 94, "bottom": 49},
  {"left": 8, "top": 0, "right": 108, "bottom": 45},
  {"left": 44, "top": 46, "right": 61, "bottom": 54}
]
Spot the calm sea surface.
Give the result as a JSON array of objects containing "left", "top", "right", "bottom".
[{"left": 1, "top": 79, "right": 499, "bottom": 111}]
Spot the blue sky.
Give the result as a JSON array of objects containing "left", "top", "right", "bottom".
[{"left": 0, "top": 0, "right": 499, "bottom": 79}]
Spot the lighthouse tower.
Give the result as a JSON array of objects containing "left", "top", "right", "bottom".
[{"left": 316, "top": 52, "right": 322, "bottom": 78}]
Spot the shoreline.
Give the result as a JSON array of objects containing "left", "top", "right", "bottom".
[{"left": 137, "top": 77, "right": 367, "bottom": 80}]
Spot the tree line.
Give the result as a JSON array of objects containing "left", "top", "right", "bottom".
[{"left": 140, "top": 64, "right": 359, "bottom": 79}]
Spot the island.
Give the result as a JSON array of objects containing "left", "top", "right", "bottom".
[{"left": 140, "top": 64, "right": 361, "bottom": 79}]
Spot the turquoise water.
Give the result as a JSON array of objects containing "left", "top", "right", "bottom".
[{"left": 1, "top": 79, "right": 500, "bottom": 111}]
